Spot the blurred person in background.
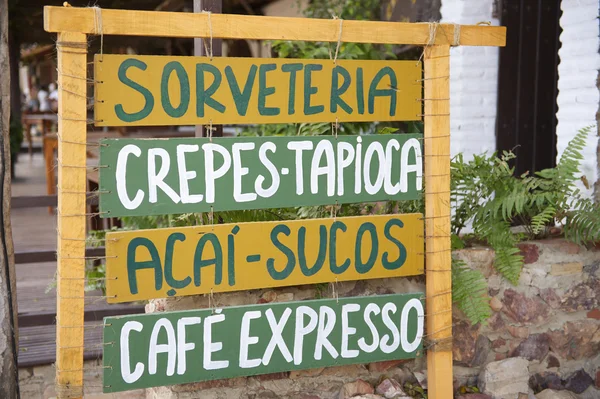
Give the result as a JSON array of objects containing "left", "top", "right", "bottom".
[
  {"left": 48, "top": 82, "right": 58, "bottom": 111},
  {"left": 38, "top": 84, "right": 50, "bottom": 112},
  {"left": 25, "top": 86, "right": 39, "bottom": 112}
]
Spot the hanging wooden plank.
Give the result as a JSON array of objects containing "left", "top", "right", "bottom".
[
  {"left": 99, "top": 134, "right": 423, "bottom": 217},
  {"left": 103, "top": 293, "right": 424, "bottom": 393},
  {"left": 94, "top": 55, "right": 421, "bottom": 126},
  {"left": 44, "top": 6, "right": 506, "bottom": 47},
  {"left": 424, "top": 45, "right": 453, "bottom": 399},
  {"left": 105, "top": 214, "right": 424, "bottom": 303}
]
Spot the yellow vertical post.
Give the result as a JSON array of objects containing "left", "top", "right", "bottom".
[
  {"left": 424, "top": 44, "right": 453, "bottom": 398},
  {"left": 55, "top": 32, "right": 87, "bottom": 399}
]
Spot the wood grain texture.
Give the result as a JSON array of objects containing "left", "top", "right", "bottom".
[
  {"left": 424, "top": 45, "right": 453, "bottom": 399},
  {"left": 105, "top": 214, "right": 424, "bottom": 303},
  {"left": 94, "top": 55, "right": 421, "bottom": 126},
  {"left": 44, "top": 6, "right": 506, "bottom": 47},
  {"left": 56, "top": 32, "right": 87, "bottom": 399},
  {"left": 0, "top": 0, "right": 19, "bottom": 394},
  {"left": 98, "top": 135, "right": 423, "bottom": 217},
  {"left": 103, "top": 294, "right": 424, "bottom": 393}
]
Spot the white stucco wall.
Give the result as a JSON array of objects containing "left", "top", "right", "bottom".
[
  {"left": 441, "top": 0, "right": 599, "bottom": 197},
  {"left": 440, "top": 0, "right": 500, "bottom": 161},
  {"left": 555, "top": 0, "right": 599, "bottom": 198},
  {"left": 262, "top": 0, "right": 308, "bottom": 18}
]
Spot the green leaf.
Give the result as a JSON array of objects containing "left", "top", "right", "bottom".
[
  {"left": 378, "top": 127, "right": 399, "bottom": 135},
  {"left": 451, "top": 234, "right": 465, "bottom": 250},
  {"left": 452, "top": 258, "right": 492, "bottom": 325}
]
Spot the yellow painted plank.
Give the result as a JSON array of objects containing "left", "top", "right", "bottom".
[
  {"left": 44, "top": 6, "right": 506, "bottom": 47},
  {"left": 95, "top": 55, "right": 421, "bottom": 126},
  {"left": 105, "top": 214, "right": 424, "bottom": 303},
  {"left": 55, "top": 32, "right": 87, "bottom": 399},
  {"left": 424, "top": 45, "right": 453, "bottom": 399}
]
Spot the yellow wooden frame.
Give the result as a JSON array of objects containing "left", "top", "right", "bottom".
[
  {"left": 44, "top": 5, "right": 505, "bottom": 399},
  {"left": 44, "top": 6, "right": 505, "bottom": 46}
]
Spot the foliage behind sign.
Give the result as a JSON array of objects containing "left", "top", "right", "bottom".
[{"left": 94, "top": 55, "right": 421, "bottom": 126}]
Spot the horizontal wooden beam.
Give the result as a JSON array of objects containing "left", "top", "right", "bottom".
[
  {"left": 44, "top": 6, "right": 505, "bottom": 47},
  {"left": 12, "top": 195, "right": 99, "bottom": 209},
  {"left": 18, "top": 304, "right": 145, "bottom": 328},
  {"left": 15, "top": 247, "right": 105, "bottom": 264},
  {"left": 12, "top": 195, "right": 57, "bottom": 209},
  {"left": 18, "top": 345, "right": 101, "bottom": 368}
]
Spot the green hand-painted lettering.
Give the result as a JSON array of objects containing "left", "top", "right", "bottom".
[
  {"left": 193, "top": 233, "right": 223, "bottom": 286},
  {"left": 115, "top": 59, "right": 155, "bottom": 122},
  {"left": 258, "top": 64, "right": 280, "bottom": 116},
  {"left": 266, "top": 224, "right": 295, "bottom": 280},
  {"left": 368, "top": 67, "right": 397, "bottom": 116},
  {"left": 227, "top": 226, "right": 240, "bottom": 286},
  {"left": 330, "top": 66, "right": 353, "bottom": 114},
  {"left": 298, "top": 225, "right": 326, "bottom": 276},
  {"left": 161, "top": 61, "right": 190, "bottom": 118},
  {"left": 225, "top": 65, "right": 257, "bottom": 116},
  {"left": 329, "top": 221, "right": 350, "bottom": 274},
  {"left": 355, "top": 222, "right": 378, "bottom": 274},
  {"left": 164, "top": 233, "right": 191, "bottom": 289},
  {"left": 382, "top": 219, "right": 407, "bottom": 270},
  {"left": 281, "top": 63, "right": 303, "bottom": 115},
  {"left": 356, "top": 67, "right": 365, "bottom": 115},
  {"left": 127, "top": 237, "right": 162, "bottom": 295},
  {"left": 303, "top": 64, "right": 324, "bottom": 115},
  {"left": 196, "top": 63, "right": 226, "bottom": 117}
]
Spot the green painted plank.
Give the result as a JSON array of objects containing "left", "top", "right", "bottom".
[
  {"left": 99, "top": 134, "right": 423, "bottom": 217},
  {"left": 103, "top": 293, "right": 424, "bottom": 393}
]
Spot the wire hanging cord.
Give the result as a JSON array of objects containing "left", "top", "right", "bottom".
[
  {"left": 327, "top": 15, "right": 342, "bottom": 217},
  {"left": 328, "top": 16, "right": 344, "bottom": 64},
  {"left": 417, "top": 22, "right": 439, "bottom": 65},
  {"left": 90, "top": 5, "right": 104, "bottom": 60},
  {"left": 55, "top": 40, "right": 88, "bottom": 55},
  {"left": 329, "top": 277, "right": 339, "bottom": 303},
  {"left": 202, "top": 10, "right": 214, "bottom": 60},
  {"left": 417, "top": 21, "right": 461, "bottom": 65},
  {"left": 55, "top": 132, "right": 106, "bottom": 147},
  {"left": 57, "top": 294, "right": 117, "bottom": 303},
  {"left": 55, "top": 77, "right": 103, "bottom": 122},
  {"left": 56, "top": 11, "right": 105, "bottom": 114}
]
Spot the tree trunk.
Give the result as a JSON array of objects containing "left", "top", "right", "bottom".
[
  {"left": 0, "top": 0, "right": 20, "bottom": 396},
  {"left": 8, "top": 29, "right": 20, "bottom": 128}
]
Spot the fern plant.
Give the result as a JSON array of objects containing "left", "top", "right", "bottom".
[
  {"left": 452, "top": 126, "right": 599, "bottom": 288},
  {"left": 451, "top": 258, "right": 492, "bottom": 325}
]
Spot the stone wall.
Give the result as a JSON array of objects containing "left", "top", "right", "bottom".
[
  {"left": 145, "top": 238, "right": 600, "bottom": 399},
  {"left": 452, "top": 239, "right": 600, "bottom": 398},
  {"left": 18, "top": 360, "right": 145, "bottom": 399}
]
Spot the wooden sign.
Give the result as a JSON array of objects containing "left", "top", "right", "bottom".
[
  {"left": 103, "top": 293, "right": 424, "bottom": 393},
  {"left": 94, "top": 55, "right": 421, "bottom": 126},
  {"left": 105, "top": 214, "right": 424, "bottom": 303},
  {"left": 99, "top": 134, "right": 423, "bottom": 217}
]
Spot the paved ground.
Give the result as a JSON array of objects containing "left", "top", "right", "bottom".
[
  {"left": 13, "top": 150, "right": 145, "bottom": 398},
  {"left": 12, "top": 152, "right": 58, "bottom": 315}
]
